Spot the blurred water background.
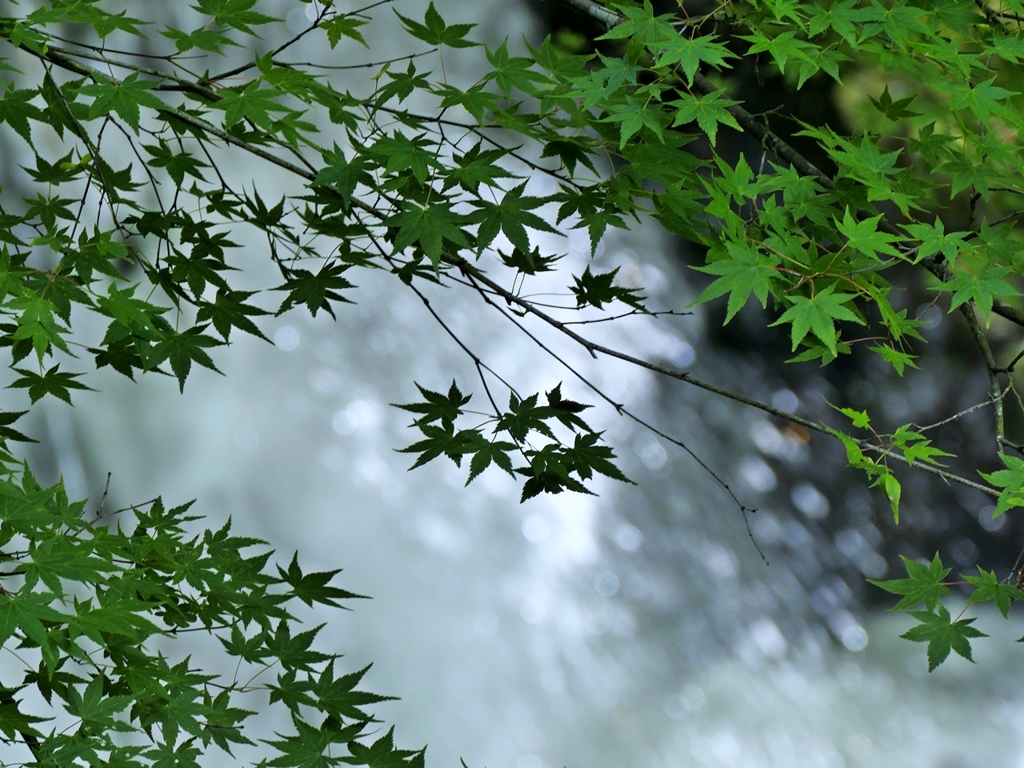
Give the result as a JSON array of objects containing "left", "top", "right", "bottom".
[{"left": 12, "top": 1, "right": 1024, "bottom": 766}]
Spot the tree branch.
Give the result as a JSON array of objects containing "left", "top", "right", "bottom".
[{"left": 451, "top": 257, "right": 999, "bottom": 498}]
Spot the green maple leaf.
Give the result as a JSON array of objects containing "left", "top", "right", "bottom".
[
  {"left": 387, "top": 202, "right": 471, "bottom": 267},
  {"left": 868, "top": 85, "right": 922, "bottom": 120},
  {"left": 436, "top": 82, "right": 502, "bottom": 123},
  {"left": 979, "top": 453, "right": 1024, "bottom": 517},
  {"left": 940, "top": 262, "right": 1020, "bottom": 322},
  {"left": 599, "top": 93, "right": 667, "bottom": 148},
  {"left": 277, "top": 553, "right": 364, "bottom": 609},
  {"left": 964, "top": 567, "right": 1023, "bottom": 618},
  {"left": 191, "top": 0, "right": 277, "bottom": 36},
  {"left": 0, "top": 589, "right": 69, "bottom": 651},
  {"left": 947, "top": 77, "right": 1017, "bottom": 123},
  {"left": 395, "top": 2, "right": 476, "bottom": 49},
  {"left": 572, "top": 55, "right": 642, "bottom": 109},
  {"left": 79, "top": 71, "right": 165, "bottom": 132},
  {"left": 694, "top": 243, "right": 780, "bottom": 323},
  {"left": 196, "top": 289, "right": 269, "bottom": 341},
  {"left": 266, "top": 620, "right": 332, "bottom": 672},
  {"left": 657, "top": 34, "right": 737, "bottom": 84},
  {"left": 367, "top": 132, "right": 439, "bottom": 184},
  {"left": 570, "top": 265, "right": 646, "bottom": 310},
  {"left": 0, "top": 410, "right": 34, "bottom": 444},
  {"left": 563, "top": 431, "right": 633, "bottom": 485},
  {"left": 541, "top": 136, "right": 600, "bottom": 177},
  {"left": 160, "top": 25, "right": 242, "bottom": 54},
  {"left": 0, "top": 85, "right": 42, "bottom": 148},
  {"left": 346, "top": 726, "right": 424, "bottom": 768},
  {"left": 275, "top": 260, "right": 355, "bottom": 318},
  {"left": 322, "top": 16, "right": 370, "bottom": 49},
  {"left": 498, "top": 246, "right": 563, "bottom": 275},
  {"left": 868, "top": 552, "right": 951, "bottom": 611},
  {"left": 313, "top": 662, "right": 396, "bottom": 722},
  {"left": 876, "top": 472, "right": 902, "bottom": 523},
  {"left": 740, "top": 30, "right": 816, "bottom": 77},
  {"left": 89, "top": 8, "right": 150, "bottom": 39},
  {"left": 148, "top": 326, "right": 224, "bottom": 392},
  {"left": 890, "top": 425, "right": 953, "bottom": 467},
  {"left": 545, "top": 383, "right": 593, "bottom": 432},
  {"left": 264, "top": 714, "right": 364, "bottom": 767},
  {"left": 9, "top": 365, "right": 96, "bottom": 405},
  {"left": 8, "top": 291, "right": 70, "bottom": 360},
  {"left": 869, "top": 344, "right": 918, "bottom": 375},
  {"left": 466, "top": 440, "right": 517, "bottom": 484},
  {"left": 216, "top": 80, "right": 290, "bottom": 131},
  {"left": 903, "top": 217, "right": 969, "bottom": 266},
  {"left": 314, "top": 145, "right": 373, "bottom": 204},
  {"left": 771, "top": 284, "right": 862, "bottom": 355},
  {"left": 484, "top": 39, "right": 550, "bottom": 97},
  {"left": 496, "top": 392, "right": 557, "bottom": 442},
  {"left": 516, "top": 445, "right": 591, "bottom": 501},
  {"left": 470, "top": 182, "right": 559, "bottom": 254},
  {"left": 595, "top": 1, "right": 675, "bottom": 46},
  {"left": 443, "top": 143, "right": 515, "bottom": 194},
  {"left": 97, "top": 283, "right": 169, "bottom": 334},
  {"left": 901, "top": 605, "right": 987, "bottom": 672},
  {"left": 553, "top": 184, "right": 630, "bottom": 254},
  {"left": 831, "top": 402, "right": 871, "bottom": 429},
  {"left": 143, "top": 142, "right": 210, "bottom": 187},
  {"left": 66, "top": 676, "right": 134, "bottom": 731},
  {"left": 0, "top": 691, "right": 49, "bottom": 742},
  {"left": 393, "top": 381, "right": 471, "bottom": 430},
  {"left": 397, "top": 424, "right": 481, "bottom": 469},
  {"left": 669, "top": 90, "right": 741, "bottom": 146},
  {"left": 374, "top": 61, "right": 431, "bottom": 105},
  {"left": 834, "top": 208, "right": 902, "bottom": 260}
]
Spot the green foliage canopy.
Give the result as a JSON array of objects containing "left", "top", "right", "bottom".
[{"left": 3, "top": 0, "right": 1024, "bottom": 762}]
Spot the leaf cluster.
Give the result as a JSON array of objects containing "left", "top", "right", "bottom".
[
  {"left": 870, "top": 554, "right": 1022, "bottom": 672},
  {"left": 395, "top": 382, "right": 632, "bottom": 501},
  {"left": 0, "top": 465, "right": 419, "bottom": 765}
]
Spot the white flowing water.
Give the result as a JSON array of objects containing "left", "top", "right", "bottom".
[{"left": 18, "top": 1, "right": 1024, "bottom": 766}]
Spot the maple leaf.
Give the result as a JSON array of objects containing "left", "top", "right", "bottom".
[
  {"left": 571, "top": 265, "right": 646, "bottom": 310},
  {"left": 979, "top": 453, "right": 1024, "bottom": 517},
  {"left": 387, "top": 202, "right": 471, "bottom": 267},
  {"left": 964, "top": 567, "right": 1023, "bottom": 618},
  {"left": 770, "top": 284, "right": 863, "bottom": 355},
  {"left": 191, "top": 0, "right": 277, "bottom": 36},
  {"left": 9, "top": 365, "right": 96, "bottom": 404},
  {"left": 216, "top": 80, "right": 291, "bottom": 131},
  {"left": 669, "top": 90, "right": 742, "bottom": 146},
  {"left": 901, "top": 605, "right": 987, "bottom": 672},
  {"left": 275, "top": 260, "right": 355, "bottom": 318},
  {"left": 595, "top": 1, "right": 676, "bottom": 47},
  {"left": 277, "top": 553, "right": 365, "bottom": 609},
  {"left": 79, "top": 71, "right": 165, "bottom": 132},
  {"left": 148, "top": 326, "right": 224, "bottom": 392},
  {"left": 657, "top": 34, "right": 737, "bottom": 84},
  {"left": 940, "top": 262, "right": 1020, "bottom": 323},
  {"left": 466, "top": 440, "right": 517, "bottom": 485},
  {"left": 694, "top": 243, "right": 780, "bottom": 322},
  {"left": 868, "top": 553, "right": 951, "bottom": 611},
  {"left": 395, "top": 3, "right": 476, "bottom": 49},
  {"left": 470, "top": 182, "right": 559, "bottom": 254},
  {"left": 392, "top": 381, "right": 471, "bottom": 430}
]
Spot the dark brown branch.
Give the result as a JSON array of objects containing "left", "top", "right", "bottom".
[{"left": 452, "top": 257, "right": 999, "bottom": 498}]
